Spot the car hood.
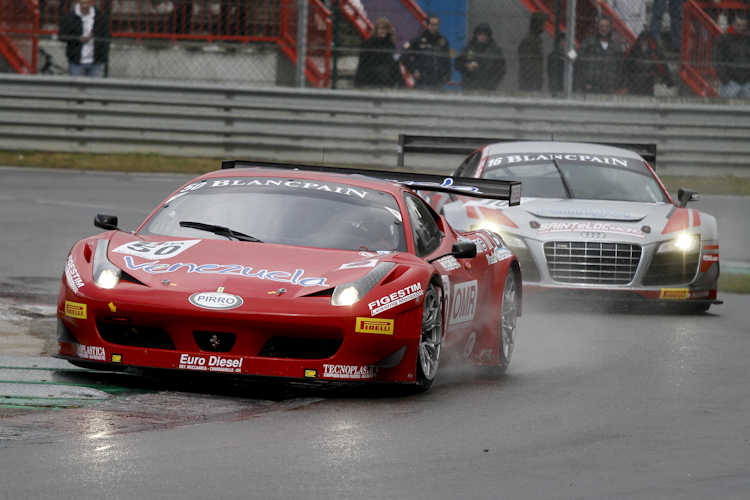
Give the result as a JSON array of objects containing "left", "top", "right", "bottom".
[
  {"left": 444, "top": 197, "right": 701, "bottom": 243},
  {"left": 106, "top": 232, "right": 401, "bottom": 298},
  {"left": 519, "top": 198, "right": 658, "bottom": 222}
]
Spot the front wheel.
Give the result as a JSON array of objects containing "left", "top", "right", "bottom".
[
  {"left": 495, "top": 271, "right": 518, "bottom": 373},
  {"left": 414, "top": 283, "right": 443, "bottom": 392}
]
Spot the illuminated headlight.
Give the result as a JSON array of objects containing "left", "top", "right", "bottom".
[
  {"left": 470, "top": 223, "right": 527, "bottom": 249},
  {"left": 656, "top": 233, "right": 700, "bottom": 254},
  {"left": 331, "top": 262, "right": 395, "bottom": 306},
  {"left": 500, "top": 233, "right": 527, "bottom": 249},
  {"left": 93, "top": 239, "right": 122, "bottom": 289}
]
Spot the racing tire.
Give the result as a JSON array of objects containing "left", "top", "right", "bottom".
[
  {"left": 413, "top": 283, "right": 443, "bottom": 392},
  {"left": 492, "top": 271, "right": 518, "bottom": 374}
]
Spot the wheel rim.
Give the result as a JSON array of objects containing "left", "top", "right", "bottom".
[
  {"left": 419, "top": 287, "right": 442, "bottom": 381},
  {"left": 501, "top": 273, "right": 517, "bottom": 360}
]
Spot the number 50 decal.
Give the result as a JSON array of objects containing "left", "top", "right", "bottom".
[{"left": 112, "top": 240, "right": 200, "bottom": 260}]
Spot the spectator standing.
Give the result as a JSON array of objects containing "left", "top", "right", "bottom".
[
  {"left": 58, "top": 0, "right": 109, "bottom": 77},
  {"left": 650, "top": 0, "right": 684, "bottom": 52},
  {"left": 547, "top": 32, "right": 567, "bottom": 93},
  {"left": 596, "top": 0, "right": 647, "bottom": 36},
  {"left": 354, "top": 18, "right": 405, "bottom": 88},
  {"left": 455, "top": 23, "right": 506, "bottom": 91},
  {"left": 623, "top": 30, "right": 674, "bottom": 95},
  {"left": 713, "top": 16, "right": 750, "bottom": 98},
  {"left": 402, "top": 15, "right": 452, "bottom": 90},
  {"left": 517, "top": 12, "right": 549, "bottom": 91},
  {"left": 576, "top": 16, "right": 624, "bottom": 93}
]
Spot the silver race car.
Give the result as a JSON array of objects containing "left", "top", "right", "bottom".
[{"left": 404, "top": 136, "right": 721, "bottom": 313}]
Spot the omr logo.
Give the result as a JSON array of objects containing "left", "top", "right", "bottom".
[
  {"left": 189, "top": 292, "right": 243, "bottom": 310},
  {"left": 450, "top": 280, "right": 478, "bottom": 325}
]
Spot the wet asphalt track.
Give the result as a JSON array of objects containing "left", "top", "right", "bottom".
[{"left": 1, "top": 166, "right": 749, "bottom": 499}]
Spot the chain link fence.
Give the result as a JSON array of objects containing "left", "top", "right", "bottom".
[{"left": 1, "top": 0, "right": 747, "bottom": 98}]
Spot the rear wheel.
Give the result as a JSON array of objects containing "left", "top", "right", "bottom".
[
  {"left": 414, "top": 283, "right": 443, "bottom": 392},
  {"left": 496, "top": 272, "right": 518, "bottom": 373}
]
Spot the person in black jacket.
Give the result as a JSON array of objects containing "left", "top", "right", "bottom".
[
  {"left": 547, "top": 32, "right": 567, "bottom": 93},
  {"left": 623, "top": 31, "right": 673, "bottom": 95},
  {"left": 575, "top": 16, "right": 624, "bottom": 93},
  {"left": 354, "top": 18, "right": 405, "bottom": 88},
  {"left": 455, "top": 23, "right": 506, "bottom": 91},
  {"left": 402, "top": 16, "right": 452, "bottom": 90},
  {"left": 58, "top": 0, "right": 109, "bottom": 77},
  {"left": 713, "top": 16, "right": 750, "bottom": 98},
  {"left": 518, "top": 12, "right": 549, "bottom": 91}
]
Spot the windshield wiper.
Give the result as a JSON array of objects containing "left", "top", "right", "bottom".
[
  {"left": 179, "top": 221, "right": 263, "bottom": 242},
  {"left": 552, "top": 158, "right": 575, "bottom": 199}
]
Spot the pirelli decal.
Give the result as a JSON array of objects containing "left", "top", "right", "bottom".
[
  {"left": 65, "top": 301, "right": 87, "bottom": 319},
  {"left": 660, "top": 288, "right": 689, "bottom": 300},
  {"left": 356, "top": 317, "right": 394, "bottom": 335}
]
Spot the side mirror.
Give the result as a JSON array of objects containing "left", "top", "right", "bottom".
[
  {"left": 677, "top": 188, "right": 700, "bottom": 208},
  {"left": 95, "top": 214, "right": 120, "bottom": 231},
  {"left": 451, "top": 241, "right": 477, "bottom": 259},
  {"left": 427, "top": 241, "right": 477, "bottom": 264}
]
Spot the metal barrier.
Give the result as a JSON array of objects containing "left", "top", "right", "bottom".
[{"left": 1, "top": 73, "right": 749, "bottom": 176}]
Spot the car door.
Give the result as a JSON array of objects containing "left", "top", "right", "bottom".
[{"left": 403, "top": 193, "right": 481, "bottom": 345}]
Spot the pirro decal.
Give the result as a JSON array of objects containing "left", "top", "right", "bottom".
[
  {"left": 189, "top": 292, "right": 244, "bottom": 310},
  {"left": 123, "top": 256, "right": 327, "bottom": 287}
]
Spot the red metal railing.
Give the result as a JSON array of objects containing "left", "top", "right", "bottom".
[
  {"left": 680, "top": 0, "right": 742, "bottom": 96},
  {"left": 277, "top": 0, "right": 331, "bottom": 87},
  {"left": 0, "top": 0, "right": 39, "bottom": 73},
  {"left": 1, "top": 0, "right": 331, "bottom": 85},
  {"left": 516, "top": 0, "right": 635, "bottom": 48}
]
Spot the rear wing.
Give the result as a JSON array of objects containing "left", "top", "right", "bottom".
[
  {"left": 221, "top": 159, "right": 522, "bottom": 206},
  {"left": 397, "top": 134, "right": 658, "bottom": 168}
]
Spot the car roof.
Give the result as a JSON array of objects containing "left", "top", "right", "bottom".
[{"left": 485, "top": 141, "right": 645, "bottom": 160}]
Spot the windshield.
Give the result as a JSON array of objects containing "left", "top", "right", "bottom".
[
  {"left": 140, "top": 177, "right": 407, "bottom": 253},
  {"left": 482, "top": 157, "right": 670, "bottom": 203}
]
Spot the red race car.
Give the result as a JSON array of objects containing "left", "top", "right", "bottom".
[{"left": 57, "top": 161, "right": 522, "bottom": 391}]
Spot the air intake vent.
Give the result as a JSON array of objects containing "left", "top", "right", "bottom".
[{"left": 544, "top": 241, "right": 642, "bottom": 285}]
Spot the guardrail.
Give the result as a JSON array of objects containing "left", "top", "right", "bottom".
[{"left": 0, "top": 74, "right": 749, "bottom": 176}]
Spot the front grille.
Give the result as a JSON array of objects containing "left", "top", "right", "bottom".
[
  {"left": 544, "top": 241, "right": 642, "bottom": 285},
  {"left": 193, "top": 331, "right": 236, "bottom": 353},
  {"left": 97, "top": 322, "right": 175, "bottom": 349},
  {"left": 642, "top": 250, "right": 701, "bottom": 286},
  {"left": 257, "top": 337, "right": 342, "bottom": 359}
]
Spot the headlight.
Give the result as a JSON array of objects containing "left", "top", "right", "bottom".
[
  {"left": 93, "top": 239, "right": 122, "bottom": 289},
  {"left": 331, "top": 262, "right": 395, "bottom": 306},
  {"left": 470, "top": 222, "right": 527, "bottom": 249},
  {"left": 656, "top": 233, "right": 700, "bottom": 254},
  {"left": 499, "top": 232, "right": 527, "bottom": 249}
]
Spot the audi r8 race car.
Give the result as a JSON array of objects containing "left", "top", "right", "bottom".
[
  {"left": 57, "top": 161, "right": 522, "bottom": 392},
  {"left": 406, "top": 135, "right": 721, "bottom": 313}
]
